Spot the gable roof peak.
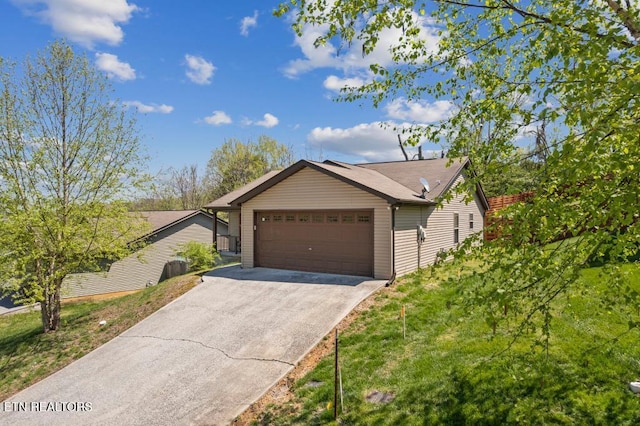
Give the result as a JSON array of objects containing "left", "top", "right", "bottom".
[{"left": 206, "top": 156, "right": 484, "bottom": 209}]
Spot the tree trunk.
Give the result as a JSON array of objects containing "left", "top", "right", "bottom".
[
  {"left": 397, "top": 134, "right": 409, "bottom": 161},
  {"left": 40, "top": 282, "right": 61, "bottom": 332}
]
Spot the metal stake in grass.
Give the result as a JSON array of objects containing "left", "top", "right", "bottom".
[
  {"left": 334, "top": 328, "right": 339, "bottom": 420},
  {"left": 339, "top": 359, "right": 344, "bottom": 413},
  {"left": 401, "top": 305, "right": 406, "bottom": 339}
]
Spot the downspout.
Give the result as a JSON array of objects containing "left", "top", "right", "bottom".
[
  {"left": 238, "top": 208, "right": 241, "bottom": 255},
  {"left": 386, "top": 204, "right": 398, "bottom": 287}
]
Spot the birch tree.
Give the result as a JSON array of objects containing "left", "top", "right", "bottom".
[{"left": 276, "top": 1, "right": 640, "bottom": 345}]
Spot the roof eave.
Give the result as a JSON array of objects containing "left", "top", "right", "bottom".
[
  {"left": 465, "top": 159, "right": 490, "bottom": 211},
  {"left": 135, "top": 210, "right": 215, "bottom": 242},
  {"left": 202, "top": 205, "right": 239, "bottom": 212},
  {"left": 396, "top": 196, "right": 437, "bottom": 205},
  {"left": 434, "top": 158, "right": 489, "bottom": 211}
]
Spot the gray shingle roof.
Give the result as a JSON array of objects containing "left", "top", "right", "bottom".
[
  {"left": 203, "top": 170, "right": 281, "bottom": 210},
  {"left": 205, "top": 157, "right": 487, "bottom": 209},
  {"left": 136, "top": 210, "right": 219, "bottom": 237},
  {"left": 357, "top": 158, "right": 467, "bottom": 201}
]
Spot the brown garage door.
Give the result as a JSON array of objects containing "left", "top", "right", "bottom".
[{"left": 255, "top": 210, "right": 373, "bottom": 277}]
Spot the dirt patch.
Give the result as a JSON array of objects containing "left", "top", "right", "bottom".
[
  {"left": 365, "top": 390, "right": 395, "bottom": 404},
  {"left": 231, "top": 284, "right": 391, "bottom": 425},
  {"left": 88, "top": 274, "right": 201, "bottom": 336},
  {"left": 423, "top": 281, "right": 440, "bottom": 290}
]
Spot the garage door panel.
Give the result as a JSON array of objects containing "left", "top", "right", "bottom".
[{"left": 255, "top": 210, "right": 373, "bottom": 277}]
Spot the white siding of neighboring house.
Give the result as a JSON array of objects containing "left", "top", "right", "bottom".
[
  {"left": 63, "top": 214, "right": 221, "bottom": 298},
  {"left": 240, "top": 167, "right": 393, "bottom": 279},
  {"left": 394, "top": 173, "right": 485, "bottom": 276}
]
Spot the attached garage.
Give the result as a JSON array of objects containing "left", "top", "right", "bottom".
[
  {"left": 254, "top": 210, "right": 373, "bottom": 276},
  {"left": 204, "top": 158, "right": 489, "bottom": 280}
]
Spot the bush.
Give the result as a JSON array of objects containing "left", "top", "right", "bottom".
[{"left": 175, "top": 241, "right": 220, "bottom": 271}]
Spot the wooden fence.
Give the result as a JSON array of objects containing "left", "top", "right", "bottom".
[{"left": 484, "top": 192, "right": 534, "bottom": 241}]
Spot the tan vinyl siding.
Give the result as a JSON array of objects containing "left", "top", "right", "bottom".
[
  {"left": 63, "top": 215, "right": 213, "bottom": 298},
  {"left": 228, "top": 211, "right": 240, "bottom": 237},
  {"left": 394, "top": 173, "right": 485, "bottom": 276},
  {"left": 241, "top": 167, "right": 392, "bottom": 279},
  {"left": 394, "top": 205, "right": 431, "bottom": 276}
]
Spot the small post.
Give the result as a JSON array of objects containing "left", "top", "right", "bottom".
[
  {"left": 334, "top": 328, "right": 339, "bottom": 419},
  {"left": 339, "top": 360, "right": 344, "bottom": 413},
  {"left": 401, "top": 305, "right": 406, "bottom": 339}
]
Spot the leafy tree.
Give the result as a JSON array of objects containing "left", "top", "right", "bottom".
[
  {"left": 480, "top": 159, "right": 539, "bottom": 198},
  {"left": 175, "top": 241, "right": 220, "bottom": 271},
  {"left": 205, "top": 135, "right": 296, "bottom": 198},
  {"left": 276, "top": 1, "right": 640, "bottom": 347},
  {"left": 0, "top": 41, "right": 149, "bottom": 332}
]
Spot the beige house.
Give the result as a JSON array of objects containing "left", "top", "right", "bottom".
[
  {"left": 204, "top": 158, "right": 488, "bottom": 281},
  {"left": 63, "top": 210, "right": 227, "bottom": 299}
]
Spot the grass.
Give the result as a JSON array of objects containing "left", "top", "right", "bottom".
[
  {"left": 256, "top": 263, "right": 640, "bottom": 425},
  {"left": 0, "top": 272, "right": 202, "bottom": 401}
]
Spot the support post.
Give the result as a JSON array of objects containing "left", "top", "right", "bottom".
[{"left": 212, "top": 210, "right": 218, "bottom": 247}]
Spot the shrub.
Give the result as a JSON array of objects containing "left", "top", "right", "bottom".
[{"left": 175, "top": 241, "right": 220, "bottom": 271}]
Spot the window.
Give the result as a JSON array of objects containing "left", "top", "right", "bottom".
[
  {"left": 312, "top": 213, "right": 324, "bottom": 223},
  {"left": 299, "top": 213, "right": 310, "bottom": 223},
  {"left": 285, "top": 214, "right": 295, "bottom": 222},
  {"left": 327, "top": 214, "right": 339, "bottom": 223},
  {"left": 273, "top": 214, "right": 283, "bottom": 222},
  {"left": 469, "top": 213, "right": 474, "bottom": 230},
  {"left": 357, "top": 214, "right": 371, "bottom": 223},
  {"left": 260, "top": 215, "right": 270, "bottom": 222},
  {"left": 453, "top": 213, "right": 459, "bottom": 244},
  {"left": 342, "top": 214, "right": 354, "bottom": 223}
]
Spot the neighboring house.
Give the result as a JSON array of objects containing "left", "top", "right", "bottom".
[
  {"left": 204, "top": 158, "right": 488, "bottom": 280},
  {"left": 63, "top": 210, "right": 227, "bottom": 299}
]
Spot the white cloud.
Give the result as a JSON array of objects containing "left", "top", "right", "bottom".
[
  {"left": 385, "top": 98, "right": 454, "bottom": 122},
  {"left": 95, "top": 52, "right": 135, "bottom": 81},
  {"left": 240, "top": 10, "right": 258, "bottom": 36},
  {"left": 184, "top": 54, "right": 215, "bottom": 85},
  {"left": 282, "top": 23, "right": 339, "bottom": 78},
  {"left": 282, "top": 11, "right": 440, "bottom": 79},
  {"left": 123, "top": 101, "right": 173, "bottom": 114},
  {"left": 514, "top": 123, "right": 538, "bottom": 141},
  {"left": 255, "top": 113, "right": 279, "bottom": 128},
  {"left": 323, "top": 75, "right": 368, "bottom": 92},
  {"left": 243, "top": 113, "right": 279, "bottom": 128},
  {"left": 307, "top": 121, "right": 431, "bottom": 162},
  {"left": 12, "top": 0, "right": 139, "bottom": 48},
  {"left": 204, "top": 111, "right": 232, "bottom": 126}
]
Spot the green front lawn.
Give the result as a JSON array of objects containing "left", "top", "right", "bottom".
[
  {"left": 257, "top": 263, "right": 640, "bottom": 425},
  {"left": 0, "top": 272, "right": 201, "bottom": 401}
]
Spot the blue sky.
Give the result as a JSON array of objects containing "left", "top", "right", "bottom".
[{"left": 0, "top": 0, "right": 453, "bottom": 174}]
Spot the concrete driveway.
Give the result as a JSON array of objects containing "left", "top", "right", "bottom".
[{"left": 1, "top": 266, "right": 386, "bottom": 425}]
